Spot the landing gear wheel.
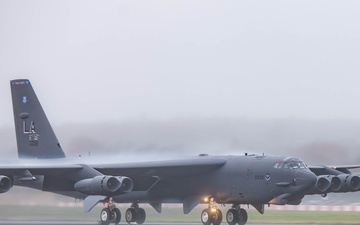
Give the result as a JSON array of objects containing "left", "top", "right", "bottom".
[
  {"left": 201, "top": 208, "right": 222, "bottom": 225},
  {"left": 238, "top": 208, "right": 248, "bottom": 225},
  {"left": 201, "top": 209, "right": 212, "bottom": 225},
  {"left": 226, "top": 208, "right": 239, "bottom": 225},
  {"left": 125, "top": 208, "right": 137, "bottom": 223},
  {"left": 135, "top": 208, "right": 146, "bottom": 225},
  {"left": 100, "top": 208, "right": 111, "bottom": 225},
  {"left": 113, "top": 208, "right": 121, "bottom": 225},
  {"left": 212, "top": 209, "right": 223, "bottom": 225}
]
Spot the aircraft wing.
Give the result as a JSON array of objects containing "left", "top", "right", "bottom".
[
  {"left": 92, "top": 157, "right": 227, "bottom": 177},
  {"left": 0, "top": 157, "right": 227, "bottom": 177},
  {"left": 0, "top": 164, "right": 83, "bottom": 176},
  {"left": 308, "top": 165, "right": 360, "bottom": 176}
]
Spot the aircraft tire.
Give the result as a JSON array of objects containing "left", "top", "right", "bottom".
[
  {"left": 238, "top": 208, "right": 248, "bottom": 225},
  {"left": 113, "top": 208, "right": 121, "bottom": 225},
  {"left": 226, "top": 208, "right": 239, "bottom": 225},
  {"left": 212, "top": 209, "right": 223, "bottom": 225},
  {"left": 201, "top": 209, "right": 212, "bottom": 225},
  {"left": 135, "top": 208, "right": 146, "bottom": 224},
  {"left": 125, "top": 208, "right": 137, "bottom": 224},
  {"left": 100, "top": 208, "right": 111, "bottom": 225}
]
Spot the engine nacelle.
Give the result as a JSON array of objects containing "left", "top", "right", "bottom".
[
  {"left": 74, "top": 175, "right": 133, "bottom": 195},
  {"left": 309, "top": 175, "right": 331, "bottom": 194},
  {"left": 329, "top": 174, "right": 360, "bottom": 192},
  {"left": 345, "top": 174, "right": 360, "bottom": 191},
  {"left": 330, "top": 174, "right": 347, "bottom": 192},
  {"left": 316, "top": 175, "right": 331, "bottom": 193},
  {"left": 0, "top": 175, "right": 12, "bottom": 193}
]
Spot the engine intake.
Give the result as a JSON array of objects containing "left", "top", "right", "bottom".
[
  {"left": 0, "top": 175, "right": 12, "bottom": 193},
  {"left": 74, "top": 175, "right": 133, "bottom": 195},
  {"left": 315, "top": 175, "right": 331, "bottom": 193},
  {"left": 330, "top": 174, "right": 347, "bottom": 192},
  {"left": 118, "top": 176, "right": 133, "bottom": 193},
  {"left": 346, "top": 174, "right": 360, "bottom": 191}
]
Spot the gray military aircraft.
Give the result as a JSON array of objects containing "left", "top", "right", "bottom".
[{"left": 0, "top": 79, "right": 359, "bottom": 225}]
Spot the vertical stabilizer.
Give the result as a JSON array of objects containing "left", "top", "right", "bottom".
[{"left": 11, "top": 79, "right": 65, "bottom": 159}]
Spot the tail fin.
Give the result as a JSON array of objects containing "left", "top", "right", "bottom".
[{"left": 10, "top": 79, "right": 65, "bottom": 159}]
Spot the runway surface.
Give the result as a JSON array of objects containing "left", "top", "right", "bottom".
[{"left": 0, "top": 222, "right": 314, "bottom": 225}]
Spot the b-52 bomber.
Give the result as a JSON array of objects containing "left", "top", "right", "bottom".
[{"left": 0, "top": 79, "right": 360, "bottom": 225}]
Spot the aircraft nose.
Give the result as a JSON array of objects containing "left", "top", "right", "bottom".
[{"left": 295, "top": 170, "right": 317, "bottom": 191}]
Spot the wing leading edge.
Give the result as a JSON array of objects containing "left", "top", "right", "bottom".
[
  {"left": 0, "top": 156, "right": 226, "bottom": 177},
  {"left": 93, "top": 156, "right": 227, "bottom": 177}
]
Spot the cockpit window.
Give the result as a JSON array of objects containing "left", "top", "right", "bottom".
[
  {"left": 274, "top": 158, "right": 307, "bottom": 169},
  {"left": 273, "top": 162, "right": 284, "bottom": 169},
  {"left": 289, "top": 161, "right": 306, "bottom": 169}
]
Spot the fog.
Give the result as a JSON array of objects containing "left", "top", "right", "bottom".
[
  {"left": 1, "top": 1, "right": 360, "bottom": 126},
  {"left": 1, "top": 118, "right": 360, "bottom": 166}
]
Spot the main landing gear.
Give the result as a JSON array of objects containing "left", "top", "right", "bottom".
[
  {"left": 201, "top": 198, "right": 222, "bottom": 225},
  {"left": 201, "top": 200, "right": 248, "bottom": 225},
  {"left": 99, "top": 200, "right": 146, "bottom": 225},
  {"left": 125, "top": 203, "right": 146, "bottom": 224},
  {"left": 226, "top": 205, "right": 248, "bottom": 225},
  {"left": 99, "top": 197, "right": 248, "bottom": 225},
  {"left": 201, "top": 207, "right": 223, "bottom": 225},
  {"left": 100, "top": 198, "right": 121, "bottom": 225}
]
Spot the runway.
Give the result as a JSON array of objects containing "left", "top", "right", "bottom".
[{"left": 0, "top": 222, "right": 315, "bottom": 225}]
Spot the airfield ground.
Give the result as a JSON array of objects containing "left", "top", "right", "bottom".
[{"left": 0, "top": 205, "right": 359, "bottom": 224}]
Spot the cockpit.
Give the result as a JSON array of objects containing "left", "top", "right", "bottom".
[{"left": 273, "top": 157, "right": 307, "bottom": 169}]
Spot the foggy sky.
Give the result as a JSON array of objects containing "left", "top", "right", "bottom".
[
  {"left": 1, "top": 1, "right": 360, "bottom": 126},
  {"left": 1, "top": 1, "right": 360, "bottom": 164}
]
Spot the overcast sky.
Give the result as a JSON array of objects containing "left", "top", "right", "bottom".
[{"left": 1, "top": 1, "right": 360, "bottom": 127}]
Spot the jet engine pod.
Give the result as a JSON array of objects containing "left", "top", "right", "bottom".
[
  {"left": 330, "top": 174, "right": 347, "bottom": 192},
  {"left": 118, "top": 176, "right": 133, "bottom": 193},
  {"left": 0, "top": 175, "right": 12, "bottom": 193},
  {"left": 345, "top": 174, "right": 360, "bottom": 191},
  {"left": 315, "top": 175, "right": 331, "bottom": 193},
  {"left": 74, "top": 175, "right": 133, "bottom": 195}
]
